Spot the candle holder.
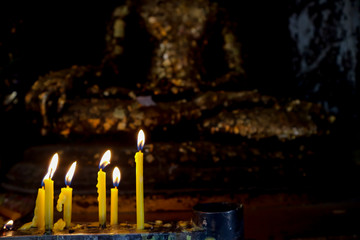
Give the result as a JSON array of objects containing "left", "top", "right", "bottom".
[
  {"left": 1, "top": 202, "right": 244, "bottom": 240},
  {"left": 1, "top": 220, "right": 205, "bottom": 239},
  {"left": 192, "top": 202, "right": 244, "bottom": 240}
]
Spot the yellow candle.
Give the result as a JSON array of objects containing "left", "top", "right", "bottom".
[
  {"left": 20, "top": 175, "right": 46, "bottom": 231},
  {"left": 44, "top": 153, "right": 58, "bottom": 231},
  {"left": 44, "top": 178, "right": 53, "bottom": 231},
  {"left": 135, "top": 129, "right": 145, "bottom": 230},
  {"left": 96, "top": 150, "right": 111, "bottom": 228},
  {"left": 32, "top": 186, "right": 45, "bottom": 230},
  {"left": 111, "top": 167, "right": 121, "bottom": 225},
  {"left": 57, "top": 161, "right": 77, "bottom": 228}
]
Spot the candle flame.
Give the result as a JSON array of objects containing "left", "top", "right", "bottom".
[
  {"left": 47, "top": 153, "right": 59, "bottom": 179},
  {"left": 65, "top": 161, "right": 77, "bottom": 186},
  {"left": 3, "top": 220, "right": 13, "bottom": 230},
  {"left": 137, "top": 129, "right": 145, "bottom": 151},
  {"left": 112, "top": 167, "right": 121, "bottom": 187},
  {"left": 99, "top": 150, "right": 111, "bottom": 170},
  {"left": 41, "top": 173, "right": 48, "bottom": 187}
]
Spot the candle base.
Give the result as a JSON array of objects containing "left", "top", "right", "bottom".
[{"left": 4, "top": 220, "right": 206, "bottom": 240}]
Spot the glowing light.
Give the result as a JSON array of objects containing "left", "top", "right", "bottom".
[
  {"left": 99, "top": 150, "right": 111, "bottom": 170},
  {"left": 3, "top": 220, "right": 13, "bottom": 230},
  {"left": 137, "top": 130, "right": 145, "bottom": 151},
  {"left": 65, "top": 161, "right": 77, "bottom": 186},
  {"left": 47, "top": 153, "right": 59, "bottom": 179},
  {"left": 112, "top": 167, "right": 121, "bottom": 188}
]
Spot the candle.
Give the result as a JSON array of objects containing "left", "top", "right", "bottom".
[
  {"left": 34, "top": 187, "right": 45, "bottom": 230},
  {"left": 32, "top": 177, "right": 46, "bottom": 230},
  {"left": 57, "top": 161, "right": 77, "bottom": 228},
  {"left": 3, "top": 220, "right": 13, "bottom": 230},
  {"left": 135, "top": 129, "right": 145, "bottom": 230},
  {"left": 96, "top": 150, "right": 111, "bottom": 228},
  {"left": 19, "top": 176, "right": 46, "bottom": 231},
  {"left": 44, "top": 153, "right": 59, "bottom": 231},
  {"left": 111, "top": 167, "right": 121, "bottom": 225}
]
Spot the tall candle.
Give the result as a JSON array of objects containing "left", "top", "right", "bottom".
[
  {"left": 111, "top": 167, "right": 121, "bottom": 225},
  {"left": 96, "top": 150, "right": 111, "bottom": 228},
  {"left": 57, "top": 161, "right": 77, "bottom": 228},
  {"left": 135, "top": 129, "right": 145, "bottom": 230},
  {"left": 44, "top": 153, "right": 59, "bottom": 231}
]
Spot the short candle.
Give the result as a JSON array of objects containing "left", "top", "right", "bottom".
[
  {"left": 57, "top": 161, "right": 77, "bottom": 228},
  {"left": 32, "top": 177, "right": 46, "bottom": 230},
  {"left": 111, "top": 167, "right": 121, "bottom": 226},
  {"left": 19, "top": 173, "right": 48, "bottom": 231}
]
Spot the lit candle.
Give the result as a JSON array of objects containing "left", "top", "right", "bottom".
[
  {"left": 19, "top": 174, "right": 47, "bottom": 231},
  {"left": 111, "top": 167, "right": 121, "bottom": 226},
  {"left": 19, "top": 173, "right": 47, "bottom": 231},
  {"left": 3, "top": 220, "right": 13, "bottom": 230},
  {"left": 97, "top": 150, "right": 111, "bottom": 228},
  {"left": 57, "top": 161, "right": 77, "bottom": 228},
  {"left": 32, "top": 176, "right": 46, "bottom": 230},
  {"left": 44, "top": 153, "right": 59, "bottom": 231},
  {"left": 135, "top": 129, "right": 145, "bottom": 230}
]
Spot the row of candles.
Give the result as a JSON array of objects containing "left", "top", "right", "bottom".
[{"left": 17, "top": 129, "right": 146, "bottom": 231}]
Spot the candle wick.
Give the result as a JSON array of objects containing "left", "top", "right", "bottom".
[{"left": 49, "top": 169, "right": 53, "bottom": 179}]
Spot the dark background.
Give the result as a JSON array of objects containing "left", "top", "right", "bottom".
[
  {"left": 0, "top": 0, "right": 359, "bottom": 185},
  {"left": 0, "top": 0, "right": 359, "bottom": 186}
]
